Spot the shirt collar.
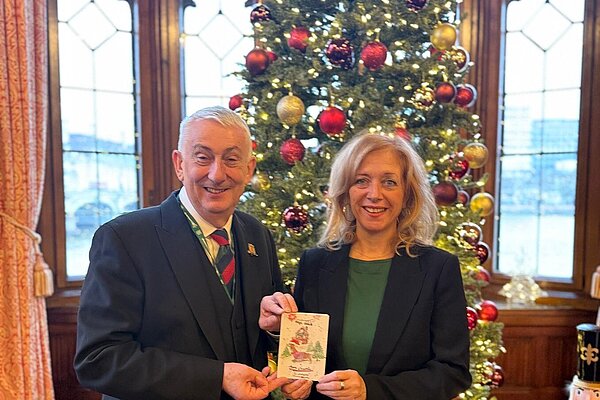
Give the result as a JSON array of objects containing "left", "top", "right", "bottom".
[{"left": 179, "top": 186, "right": 233, "bottom": 238}]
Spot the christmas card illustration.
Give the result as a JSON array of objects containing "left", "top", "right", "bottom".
[{"left": 277, "top": 312, "right": 329, "bottom": 381}]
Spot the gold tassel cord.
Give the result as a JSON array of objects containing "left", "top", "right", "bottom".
[{"left": 0, "top": 211, "right": 54, "bottom": 297}]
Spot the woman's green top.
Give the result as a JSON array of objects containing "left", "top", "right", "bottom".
[{"left": 342, "top": 257, "right": 392, "bottom": 375}]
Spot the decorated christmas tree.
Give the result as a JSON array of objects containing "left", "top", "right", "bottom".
[{"left": 232, "top": 0, "right": 505, "bottom": 397}]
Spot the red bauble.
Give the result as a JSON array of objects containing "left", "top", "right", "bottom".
[
  {"left": 406, "top": 0, "right": 428, "bottom": 11},
  {"left": 251, "top": 139, "right": 257, "bottom": 151},
  {"left": 245, "top": 48, "right": 270, "bottom": 76},
  {"left": 449, "top": 157, "right": 469, "bottom": 180},
  {"left": 432, "top": 181, "right": 458, "bottom": 206},
  {"left": 288, "top": 27, "right": 311, "bottom": 53},
  {"left": 457, "top": 190, "right": 470, "bottom": 206},
  {"left": 282, "top": 206, "right": 310, "bottom": 234},
  {"left": 454, "top": 84, "right": 478, "bottom": 107},
  {"left": 458, "top": 222, "right": 482, "bottom": 246},
  {"left": 435, "top": 82, "right": 456, "bottom": 103},
  {"left": 267, "top": 50, "right": 278, "bottom": 62},
  {"left": 318, "top": 106, "right": 346, "bottom": 136},
  {"left": 395, "top": 126, "right": 411, "bottom": 140},
  {"left": 466, "top": 306, "right": 478, "bottom": 330},
  {"left": 326, "top": 38, "right": 354, "bottom": 69},
  {"left": 250, "top": 4, "right": 272, "bottom": 23},
  {"left": 476, "top": 300, "right": 498, "bottom": 322},
  {"left": 475, "top": 241, "right": 490, "bottom": 264},
  {"left": 228, "top": 94, "right": 243, "bottom": 110},
  {"left": 490, "top": 365, "right": 505, "bottom": 388},
  {"left": 360, "top": 41, "right": 388, "bottom": 71},
  {"left": 475, "top": 266, "right": 491, "bottom": 283},
  {"left": 280, "top": 138, "right": 305, "bottom": 165},
  {"left": 449, "top": 46, "right": 470, "bottom": 72}
]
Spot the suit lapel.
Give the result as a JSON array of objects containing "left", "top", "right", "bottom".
[
  {"left": 232, "top": 213, "right": 262, "bottom": 362},
  {"left": 156, "top": 193, "right": 228, "bottom": 360},
  {"left": 318, "top": 245, "right": 351, "bottom": 369},
  {"left": 367, "top": 252, "right": 425, "bottom": 373}
]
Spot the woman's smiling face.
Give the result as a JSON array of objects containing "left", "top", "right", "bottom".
[{"left": 349, "top": 148, "right": 405, "bottom": 239}]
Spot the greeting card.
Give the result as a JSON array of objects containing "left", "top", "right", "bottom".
[{"left": 277, "top": 312, "right": 329, "bottom": 380}]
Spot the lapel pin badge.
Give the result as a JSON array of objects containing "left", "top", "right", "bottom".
[{"left": 247, "top": 243, "right": 258, "bottom": 256}]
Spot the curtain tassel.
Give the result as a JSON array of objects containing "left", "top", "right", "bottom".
[{"left": 34, "top": 253, "right": 54, "bottom": 297}]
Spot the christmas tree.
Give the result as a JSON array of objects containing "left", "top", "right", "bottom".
[{"left": 232, "top": 0, "right": 504, "bottom": 397}]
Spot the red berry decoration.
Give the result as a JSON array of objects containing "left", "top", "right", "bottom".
[
  {"left": 251, "top": 139, "right": 258, "bottom": 151},
  {"left": 360, "top": 41, "right": 388, "bottom": 71},
  {"left": 475, "top": 266, "right": 491, "bottom": 283},
  {"left": 457, "top": 190, "right": 470, "bottom": 206},
  {"left": 454, "top": 84, "right": 478, "bottom": 107},
  {"left": 475, "top": 241, "right": 490, "bottom": 264},
  {"left": 406, "top": 0, "right": 428, "bottom": 11},
  {"left": 326, "top": 38, "right": 354, "bottom": 69},
  {"left": 250, "top": 4, "right": 271, "bottom": 23},
  {"left": 282, "top": 206, "right": 310, "bottom": 234},
  {"left": 228, "top": 94, "right": 243, "bottom": 110},
  {"left": 288, "top": 26, "right": 311, "bottom": 53},
  {"left": 245, "top": 48, "right": 270, "bottom": 76},
  {"left": 432, "top": 181, "right": 458, "bottom": 206},
  {"left": 466, "top": 306, "right": 478, "bottom": 330},
  {"left": 435, "top": 82, "right": 456, "bottom": 103},
  {"left": 476, "top": 300, "right": 498, "bottom": 322},
  {"left": 280, "top": 138, "right": 305, "bottom": 165},
  {"left": 318, "top": 106, "right": 346, "bottom": 136}
]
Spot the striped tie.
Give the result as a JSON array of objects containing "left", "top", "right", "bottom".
[{"left": 211, "top": 229, "right": 235, "bottom": 295}]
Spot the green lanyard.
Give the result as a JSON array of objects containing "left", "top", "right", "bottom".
[{"left": 178, "top": 200, "right": 235, "bottom": 302}]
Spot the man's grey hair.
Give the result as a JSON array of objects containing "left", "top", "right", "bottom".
[{"left": 178, "top": 106, "right": 251, "bottom": 154}]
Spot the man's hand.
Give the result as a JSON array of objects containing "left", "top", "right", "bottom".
[
  {"left": 261, "top": 366, "right": 291, "bottom": 393},
  {"left": 259, "top": 292, "right": 298, "bottom": 332},
  {"left": 222, "top": 363, "right": 272, "bottom": 400}
]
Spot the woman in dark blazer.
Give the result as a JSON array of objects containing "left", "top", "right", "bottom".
[{"left": 264, "top": 132, "right": 471, "bottom": 400}]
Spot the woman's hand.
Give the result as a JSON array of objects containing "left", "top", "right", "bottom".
[
  {"left": 316, "top": 370, "right": 366, "bottom": 400},
  {"left": 281, "top": 379, "right": 313, "bottom": 399}
]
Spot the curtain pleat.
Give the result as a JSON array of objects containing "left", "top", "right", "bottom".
[{"left": 0, "top": 0, "right": 55, "bottom": 398}]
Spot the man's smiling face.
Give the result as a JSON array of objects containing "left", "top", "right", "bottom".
[{"left": 172, "top": 119, "right": 255, "bottom": 227}]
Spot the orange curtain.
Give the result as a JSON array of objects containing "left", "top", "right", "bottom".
[{"left": 0, "top": 0, "right": 55, "bottom": 398}]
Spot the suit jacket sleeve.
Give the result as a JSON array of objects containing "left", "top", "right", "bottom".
[{"left": 74, "top": 222, "right": 225, "bottom": 400}]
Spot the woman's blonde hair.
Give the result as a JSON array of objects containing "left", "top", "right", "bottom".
[{"left": 318, "top": 131, "right": 439, "bottom": 255}]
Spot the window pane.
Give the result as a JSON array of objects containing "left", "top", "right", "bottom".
[
  {"left": 57, "top": 0, "right": 139, "bottom": 280},
  {"left": 182, "top": 1, "right": 253, "bottom": 115},
  {"left": 497, "top": 0, "right": 583, "bottom": 279}
]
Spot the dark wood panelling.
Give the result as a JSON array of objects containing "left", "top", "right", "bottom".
[
  {"left": 491, "top": 305, "right": 595, "bottom": 400},
  {"left": 48, "top": 307, "right": 100, "bottom": 400}
]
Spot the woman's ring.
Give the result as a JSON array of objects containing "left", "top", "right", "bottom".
[{"left": 340, "top": 381, "right": 345, "bottom": 390}]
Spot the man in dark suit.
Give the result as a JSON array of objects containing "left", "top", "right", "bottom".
[{"left": 75, "top": 106, "right": 289, "bottom": 400}]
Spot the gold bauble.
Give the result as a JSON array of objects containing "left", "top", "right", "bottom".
[
  {"left": 430, "top": 23, "right": 457, "bottom": 51},
  {"left": 276, "top": 94, "right": 305, "bottom": 126},
  {"left": 470, "top": 192, "right": 495, "bottom": 216},
  {"left": 251, "top": 172, "right": 271, "bottom": 191},
  {"left": 463, "top": 142, "right": 489, "bottom": 169}
]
